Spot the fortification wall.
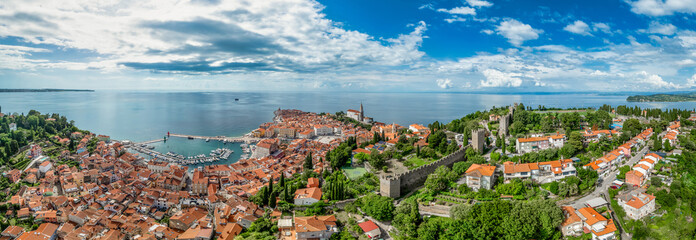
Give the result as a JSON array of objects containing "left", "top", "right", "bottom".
[{"left": 396, "top": 147, "right": 468, "bottom": 194}]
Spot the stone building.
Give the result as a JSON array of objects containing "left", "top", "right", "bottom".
[{"left": 472, "top": 128, "right": 486, "bottom": 153}]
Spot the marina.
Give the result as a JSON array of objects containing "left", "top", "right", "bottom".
[{"left": 125, "top": 135, "right": 250, "bottom": 168}]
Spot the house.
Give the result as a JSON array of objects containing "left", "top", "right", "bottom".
[
  {"left": 177, "top": 226, "right": 213, "bottom": 240},
  {"left": 294, "top": 215, "right": 339, "bottom": 240},
  {"left": 516, "top": 134, "right": 565, "bottom": 153},
  {"left": 294, "top": 187, "right": 322, "bottom": 206},
  {"left": 576, "top": 207, "right": 617, "bottom": 240},
  {"left": 464, "top": 164, "right": 496, "bottom": 190},
  {"left": 582, "top": 129, "right": 619, "bottom": 143},
  {"left": 307, "top": 178, "right": 320, "bottom": 188},
  {"left": 9, "top": 123, "right": 17, "bottom": 131},
  {"left": 358, "top": 220, "right": 381, "bottom": 239},
  {"left": 625, "top": 158, "right": 656, "bottom": 186},
  {"left": 313, "top": 125, "right": 333, "bottom": 136},
  {"left": 169, "top": 207, "right": 208, "bottom": 231},
  {"left": 503, "top": 159, "right": 576, "bottom": 183},
  {"left": 5, "top": 169, "right": 21, "bottom": 183},
  {"left": 217, "top": 223, "right": 242, "bottom": 240},
  {"left": 39, "top": 161, "right": 53, "bottom": 173},
  {"left": 663, "top": 131, "right": 678, "bottom": 145},
  {"left": 254, "top": 139, "right": 279, "bottom": 158},
  {"left": 298, "top": 129, "right": 314, "bottom": 139},
  {"left": 191, "top": 170, "right": 208, "bottom": 196},
  {"left": 408, "top": 124, "right": 428, "bottom": 133},
  {"left": 560, "top": 206, "right": 583, "bottom": 237},
  {"left": 617, "top": 190, "right": 656, "bottom": 220},
  {"left": 16, "top": 223, "right": 58, "bottom": 240},
  {"left": 1, "top": 226, "right": 25, "bottom": 238}
]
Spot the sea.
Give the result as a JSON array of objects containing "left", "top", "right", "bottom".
[{"left": 1, "top": 91, "right": 695, "bottom": 167}]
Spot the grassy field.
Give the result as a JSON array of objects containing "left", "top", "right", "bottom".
[
  {"left": 342, "top": 166, "right": 368, "bottom": 180},
  {"left": 404, "top": 155, "right": 436, "bottom": 170}
]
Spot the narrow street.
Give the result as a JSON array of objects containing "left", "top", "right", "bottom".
[{"left": 569, "top": 146, "right": 648, "bottom": 209}]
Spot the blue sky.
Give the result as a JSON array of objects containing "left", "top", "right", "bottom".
[{"left": 1, "top": 0, "right": 696, "bottom": 92}]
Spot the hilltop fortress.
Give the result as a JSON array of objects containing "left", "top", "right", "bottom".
[{"left": 380, "top": 147, "right": 468, "bottom": 198}]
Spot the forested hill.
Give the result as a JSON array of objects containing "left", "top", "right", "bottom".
[
  {"left": 0, "top": 89, "right": 94, "bottom": 92},
  {"left": 627, "top": 92, "right": 696, "bottom": 102}
]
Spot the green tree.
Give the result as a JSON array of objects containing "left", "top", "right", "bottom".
[
  {"left": 359, "top": 194, "right": 395, "bottom": 221},
  {"left": 279, "top": 174, "right": 285, "bottom": 188},
  {"left": 304, "top": 152, "right": 313, "bottom": 172},
  {"left": 617, "top": 165, "right": 631, "bottom": 180},
  {"left": 424, "top": 166, "right": 457, "bottom": 194},
  {"left": 392, "top": 199, "right": 421, "bottom": 239}
]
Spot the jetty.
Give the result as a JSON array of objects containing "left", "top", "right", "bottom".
[
  {"left": 168, "top": 133, "right": 261, "bottom": 143},
  {"left": 136, "top": 138, "right": 166, "bottom": 145}
]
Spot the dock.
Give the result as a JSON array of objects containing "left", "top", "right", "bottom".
[
  {"left": 168, "top": 133, "right": 261, "bottom": 143},
  {"left": 137, "top": 138, "right": 166, "bottom": 145}
]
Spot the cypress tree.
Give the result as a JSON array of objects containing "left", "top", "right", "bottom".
[
  {"left": 284, "top": 185, "right": 290, "bottom": 202},
  {"left": 416, "top": 145, "right": 420, "bottom": 157},
  {"left": 269, "top": 191, "right": 277, "bottom": 208},
  {"left": 279, "top": 174, "right": 285, "bottom": 188},
  {"left": 304, "top": 152, "right": 313, "bottom": 171},
  {"left": 268, "top": 180, "right": 274, "bottom": 198}
]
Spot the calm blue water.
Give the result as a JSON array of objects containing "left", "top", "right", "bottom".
[{"left": 1, "top": 91, "right": 696, "bottom": 142}]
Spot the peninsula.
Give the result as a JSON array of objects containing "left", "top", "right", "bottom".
[
  {"left": 627, "top": 92, "right": 696, "bottom": 102},
  {"left": 0, "top": 88, "right": 94, "bottom": 93}
]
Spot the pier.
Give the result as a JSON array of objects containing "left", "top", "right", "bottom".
[
  {"left": 136, "top": 138, "right": 166, "bottom": 145},
  {"left": 123, "top": 132, "right": 259, "bottom": 165},
  {"left": 168, "top": 133, "right": 261, "bottom": 143}
]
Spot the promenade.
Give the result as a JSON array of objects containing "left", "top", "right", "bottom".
[
  {"left": 168, "top": 133, "right": 261, "bottom": 143},
  {"left": 131, "top": 133, "right": 262, "bottom": 145}
]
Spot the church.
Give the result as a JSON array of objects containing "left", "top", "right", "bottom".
[{"left": 346, "top": 103, "right": 373, "bottom": 124}]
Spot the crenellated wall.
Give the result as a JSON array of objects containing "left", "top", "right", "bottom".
[{"left": 380, "top": 147, "right": 468, "bottom": 198}]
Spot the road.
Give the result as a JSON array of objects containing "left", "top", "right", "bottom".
[
  {"left": 22, "top": 156, "right": 45, "bottom": 173},
  {"left": 569, "top": 146, "right": 648, "bottom": 209}
]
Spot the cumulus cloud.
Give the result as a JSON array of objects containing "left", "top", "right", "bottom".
[
  {"left": 437, "top": 6, "right": 476, "bottom": 15},
  {"left": 647, "top": 22, "right": 677, "bottom": 35},
  {"left": 636, "top": 71, "right": 679, "bottom": 88},
  {"left": 436, "top": 78, "right": 453, "bottom": 89},
  {"left": 686, "top": 74, "right": 696, "bottom": 87},
  {"left": 480, "top": 69, "right": 523, "bottom": 87},
  {"left": 0, "top": 0, "right": 428, "bottom": 74},
  {"left": 564, "top": 20, "right": 592, "bottom": 36},
  {"left": 627, "top": 0, "right": 696, "bottom": 16},
  {"left": 466, "top": 0, "right": 493, "bottom": 8},
  {"left": 592, "top": 23, "right": 612, "bottom": 34},
  {"left": 495, "top": 19, "right": 543, "bottom": 46}
]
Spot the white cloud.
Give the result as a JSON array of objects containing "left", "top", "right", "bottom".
[
  {"left": 445, "top": 17, "right": 467, "bottom": 23},
  {"left": 436, "top": 78, "right": 453, "bottom": 89},
  {"left": 437, "top": 6, "right": 476, "bottom": 15},
  {"left": 636, "top": 71, "right": 679, "bottom": 88},
  {"left": 480, "top": 69, "right": 523, "bottom": 87},
  {"left": 592, "top": 23, "right": 612, "bottom": 34},
  {"left": 495, "top": 19, "right": 542, "bottom": 46},
  {"left": 466, "top": 0, "right": 493, "bottom": 8},
  {"left": 647, "top": 22, "right": 677, "bottom": 35},
  {"left": 686, "top": 74, "right": 696, "bottom": 87},
  {"left": 627, "top": 0, "right": 696, "bottom": 16},
  {"left": 481, "top": 29, "right": 494, "bottom": 35},
  {"left": 591, "top": 70, "right": 611, "bottom": 76},
  {"left": 564, "top": 20, "right": 592, "bottom": 36},
  {"left": 0, "top": 0, "right": 428, "bottom": 73},
  {"left": 677, "top": 59, "right": 696, "bottom": 66},
  {"left": 418, "top": 3, "right": 434, "bottom": 10}
]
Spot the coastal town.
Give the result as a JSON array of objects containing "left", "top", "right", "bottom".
[{"left": 0, "top": 103, "right": 695, "bottom": 240}]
